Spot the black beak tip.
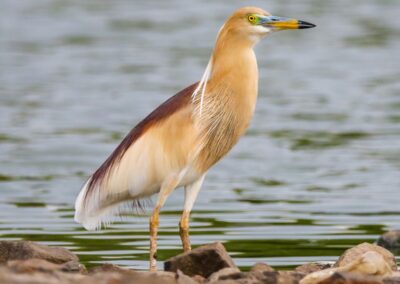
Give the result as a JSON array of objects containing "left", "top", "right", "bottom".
[{"left": 298, "top": 20, "right": 316, "bottom": 29}]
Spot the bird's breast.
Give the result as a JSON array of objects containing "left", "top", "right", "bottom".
[{"left": 194, "top": 83, "right": 257, "bottom": 172}]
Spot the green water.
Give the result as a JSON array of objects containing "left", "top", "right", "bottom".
[{"left": 1, "top": 0, "right": 399, "bottom": 270}]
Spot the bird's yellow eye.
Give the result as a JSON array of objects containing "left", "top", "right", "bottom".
[{"left": 248, "top": 15, "right": 257, "bottom": 24}]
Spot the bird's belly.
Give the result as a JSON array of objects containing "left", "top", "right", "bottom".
[
  {"left": 125, "top": 124, "right": 202, "bottom": 196},
  {"left": 138, "top": 167, "right": 200, "bottom": 197},
  {"left": 179, "top": 167, "right": 202, "bottom": 187}
]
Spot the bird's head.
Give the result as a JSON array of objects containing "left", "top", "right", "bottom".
[{"left": 221, "top": 7, "right": 316, "bottom": 45}]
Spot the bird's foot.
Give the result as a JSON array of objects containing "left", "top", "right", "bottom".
[{"left": 149, "top": 254, "right": 157, "bottom": 271}]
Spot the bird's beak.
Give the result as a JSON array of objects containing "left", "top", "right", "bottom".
[{"left": 260, "top": 15, "right": 316, "bottom": 30}]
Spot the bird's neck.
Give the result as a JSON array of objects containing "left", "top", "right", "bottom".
[
  {"left": 208, "top": 34, "right": 259, "bottom": 115},
  {"left": 211, "top": 35, "right": 258, "bottom": 84},
  {"left": 192, "top": 34, "right": 260, "bottom": 172}
]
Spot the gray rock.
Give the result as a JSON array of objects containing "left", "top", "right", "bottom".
[
  {"left": 0, "top": 241, "right": 78, "bottom": 265},
  {"left": 164, "top": 242, "right": 236, "bottom": 278},
  {"left": 295, "top": 262, "right": 332, "bottom": 274},
  {"left": 334, "top": 243, "right": 397, "bottom": 272}
]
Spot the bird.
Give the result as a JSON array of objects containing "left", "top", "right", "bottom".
[{"left": 74, "top": 6, "right": 315, "bottom": 271}]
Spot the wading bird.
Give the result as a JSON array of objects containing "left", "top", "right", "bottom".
[{"left": 74, "top": 6, "right": 315, "bottom": 271}]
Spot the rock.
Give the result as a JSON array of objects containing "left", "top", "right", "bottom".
[
  {"left": 79, "top": 272, "right": 139, "bottom": 284},
  {"left": 317, "top": 272, "right": 384, "bottom": 284},
  {"left": 250, "top": 271, "right": 305, "bottom": 284},
  {"left": 275, "top": 271, "right": 306, "bottom": 284},
  {"left": 207, "top": 267, "right": 243, "bottom": 282},
  {"left": 177, "top": 270, "right": 200, "bottom": 284},
  {"left": 0, "top": 266, "right": 86, "bottom": 284},
  {"left": 164, "top": 242, "right": 237, "bottom": 278},
  {"left": 377, "top": 231, "right": 400, "bottom": 253},
  {"left": 192, "top": 275, "right": 206, "bottom": 283},
  {"left": 6, "top": 258, "right": 86, "bottom": 274},
  {"left": 84, "top": 271, "right": 178, "bottom": 284},
  {"left": 384, "top": 275, "right": 400, "bottom": 284},
  {"left": 342, "top": 251, "right": 394, "bottom": 276},
  {"left": 61, "top": 261, "right": 87, "bottom": 273},
  {"left": 335, "top": 243, "right": 397, "bottom": 272},
  {"left": 250, "top": 263, "right": 274, "bottom": 273},
  {"left": 0, "top": 241, "right": 78, "bottom": 265},
  {"left": 209, "top": 278, "right": 258, "bottom": 284},
  {"left": 89, "top": 263, "right": 131, "bottom": 274},
  {"left": 140, "top": 271, "right": 178, "bottom": 284},
  {"left": 7, "top": 258, "right": 63, "bottom": 273},
  {"left": 247, "top": 263, "right": 275, "bottom": 281},
  {"left": 295, "top": 262, "right": 332, "bottom": 274},
  {"left": 301, "top": 251, "right": 396, "bottom": 284}
]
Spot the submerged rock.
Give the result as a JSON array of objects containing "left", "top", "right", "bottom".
[
  {"left": 164, "top": 242, "right": 237, "bottom": 278},
  {"left": 0, "top": 241, "right": 78, "bottom": 265}
]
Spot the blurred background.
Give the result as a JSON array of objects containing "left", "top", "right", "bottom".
[{"left": 0, "top": 0, "right": 399, "bottom": 270}]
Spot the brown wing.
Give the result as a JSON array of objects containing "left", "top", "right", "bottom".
[{"left": 85, "top": 82, "right": 198, "bottom": 199}]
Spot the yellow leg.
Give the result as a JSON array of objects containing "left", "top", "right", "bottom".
[
  {"left": 149, "top": 206, "right": 160, "bottom": 271},
  {"left": 179, "top": 211, "right": 191, "bottom": 252},
  {"left": 149, "top": 175, "right": 181, "bottom": 271},
  {"left": 179, "top": 175, "right": 205, "bottom": 253}
]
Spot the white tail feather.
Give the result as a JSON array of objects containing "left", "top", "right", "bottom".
[{"left": 74, "top": 179, "right": 131, "bottom": 230}]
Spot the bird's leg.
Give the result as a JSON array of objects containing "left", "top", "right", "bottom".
[
  {"left": 179, "top": 175, "right": 205, "bottom": 252},
  {"left": 179, "top": 211, "right": 191, "bottom": 252},
  {"left": 149, "top": 175, "right": 181, "bottom": 271},
  {"left": 149, "top": 206, "right": 160, "bottom": 271}
]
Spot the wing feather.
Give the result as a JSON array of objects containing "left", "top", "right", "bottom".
[{"left": 74, "top": 83, "right": 197, "bottom": 230}]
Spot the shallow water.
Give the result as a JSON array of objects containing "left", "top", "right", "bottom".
[{"left": 1, "top": 0, "right": 400, "bottom": 270}]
